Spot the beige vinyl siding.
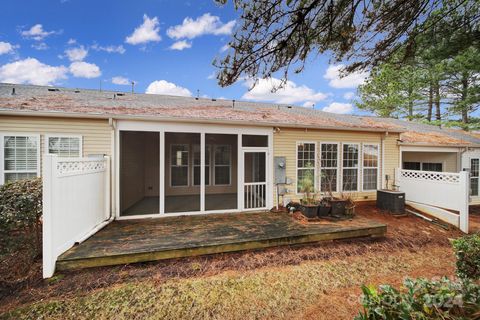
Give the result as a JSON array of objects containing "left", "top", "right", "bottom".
[
  {"left": 273, "top": 127, "right": 400, "bottom": 203},
  {"left": 383, "top": 133, "right": 400, "bottom": 189},
  {"left": 402, "top": 151, "right": 458, "bottom": 172},
  {"left": 0, "top": 115, "right": 112, "bottom": 175}
]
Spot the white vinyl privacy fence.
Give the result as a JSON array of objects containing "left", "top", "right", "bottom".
[
  {"left": 395, "top": 169, "right": 469, "bottom": 233},
  {"left": 43, "top": 155, "right": 111, "bottom": 278}
]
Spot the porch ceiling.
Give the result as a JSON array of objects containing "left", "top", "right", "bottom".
[{"left": 56, "top": 212, "right": 386, "bottom": 271}]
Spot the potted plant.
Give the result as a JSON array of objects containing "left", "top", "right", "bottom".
[
  {"left": 298, "top": 167, "right": 319, "bottom": 218},
  {"left": 317, "top": 197, "right": 331, "bottom": 217}
]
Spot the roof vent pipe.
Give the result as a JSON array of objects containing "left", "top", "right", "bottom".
[{"left": 11, "top": 88, "right": 15, "bottom": 95}]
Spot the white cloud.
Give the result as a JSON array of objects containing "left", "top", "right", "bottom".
[
  {"left": 65, "top": 46, "right": 88, "bottom": 61},
  {"left": 0, "top": 42, "right": 17, "bottom": 55},
  {"left": 0, "top": 58, "right": 68, "bottom": 85},
  {"left": 167, "top": 13, "right": 235, "bottom": 40},
  {"left": 31, "top": 42, "right": 49, "bottom": 50},
  {"left": 145, "top": 80, "right": 192, "bottom": 96},
  {"left": 207, "top": 72, "right": 215, "bottom": 80},
  {"left": 242, "top": 78, "right": 327, "bottom": 105},
  {"left": 322, "top": 102, "right": 354, "bottom": 114},
  {"left": 112, "top": 76, "right": 131, "bottom": 85},
  {"left": 69, "top": 61, "right": 101, "bottom": 78},
  {"left": 67, "top": 38, "right": 77, "bottom": 45},
  {"left": 343, "top": 91, "right": 355, "bottom": 100},
  {"left": 125, "top": 14, "right": 161, "bottom": 45},
  {"left": 169, "top": 40, "right": 192, "bottom": 51},
  {"left": 21, "top": 24, "right": 57, "bottom": 41},
  {"left": 91, "top": 44, "right": 126, "bottom": 54},
  {"left": 323, "top": 65, "right": 369, "bottom": 89}
]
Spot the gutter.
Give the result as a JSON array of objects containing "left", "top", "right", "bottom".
[
  {"left": 0, "top": 109, "right": 406, "bottom": 134},
  {"left": 398, "top": 142, "right": 480, "bottom": 148}
]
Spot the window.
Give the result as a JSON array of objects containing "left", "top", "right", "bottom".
[
  {"left": 403, "top": 162, "right": 421, "bottom": 170},
  {"left": 214, "top": 145, "right": 231, "bottom": 185},
  {"left": 471, "top": 159, "right": 479, "bottom": 196},
  {"left": 46, "top": 135, "right": 82, "bottom": 157},
  {"left": 3, "top": 135, "right": 39, "bottom": 183},
  {"left": 193, "top": 145, "right": 210, "bottom": 186},
  {"left": 242, "top": 135, "right": 268, "bottom": 147},
  {"left": 422, "top": 162, "right": 443, "bottom": 172},
  {"left": 297, "top": 142, "right": 316, "bottom": 193},
  {"left": 342, "top": 144, "right": 359, "bottom": 191},
  {"left": 170, "top": 144, "right": 189, "bottom": 186},
  {"left": 320, "top": 143, "right": 338, "bottom": 192},
  {"left": 363, "top": 144, "right": 379, "bottom": 190}
]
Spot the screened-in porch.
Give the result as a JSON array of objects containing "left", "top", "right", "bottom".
[{"left": 117, "top": 122, "right": 272, "bottom": 218}]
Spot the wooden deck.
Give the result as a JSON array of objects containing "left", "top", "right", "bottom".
[{"left": 57, "top": 212, "right": 387, "bottom": 271}]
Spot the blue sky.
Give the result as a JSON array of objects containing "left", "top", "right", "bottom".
[{"left": 0, "top": 0, "right": 369, "bottom": 114}]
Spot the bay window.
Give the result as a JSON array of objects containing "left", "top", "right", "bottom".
[
  {"left": 362, "top": 144, "right": 379, "bottom": 191},
  {"left": 297, "top": 142, "right": 316, "bottom": 193},
  {"left": 320, "top": 143, "right": 338, "bottom": 192},
  {"left": 342, "top": 143, "right": 359, "bottom": 191}
]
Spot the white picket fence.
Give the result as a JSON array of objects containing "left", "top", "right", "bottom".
[
  {"left": 395, "top": 169, "right": 469, "bottom": 233},
  {"left": 42, "top": 155, "right": 111, "bottom": 278}
]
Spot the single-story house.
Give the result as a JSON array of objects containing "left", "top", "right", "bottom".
[
  {"left": 0, "top": 83, "right": 405, "bottom": 217},
  {"left": 370, "top": 118, "right": 480, "bottom": 205},
  {"left": 2, "top": 82, "right": 480, "bottom": 211}
]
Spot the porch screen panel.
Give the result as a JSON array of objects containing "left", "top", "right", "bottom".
[
  {"left": 320, "top": 143, "right": 338, "bottom": 193},
  {"left": 471, "top": 159, "right": 479, "bottom": 196},
  {"left": 205, "top": 134, "right": 237, "bottom": 211},
  {"left": 297, "top": 142, "right": 316, "bottom": 193},
  {"left": 342, "top": 144, "right": 359, "bottom": 191},
  {"left": 165, "top": 132, "right": 200, "bottom": 213},
  {"left": 119, "top": 131, "right": 160, "bottom": 216},
  {"left": 362, "top": 144, "right": 378, "bottom": 191}
]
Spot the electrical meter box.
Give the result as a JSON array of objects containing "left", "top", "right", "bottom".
[{"left": 274, "top": 156, "right": 286, "bottom": 184}]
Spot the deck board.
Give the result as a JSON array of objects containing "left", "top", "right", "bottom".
[{"left": 57, "top": 212, "right": 386, "bottom": 271}]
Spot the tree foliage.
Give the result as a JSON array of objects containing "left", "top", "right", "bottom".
[
  {"left": 356, "top": 0, "right": 480, "bottom": 126},
  {"left": 214, "top": 0, "right": 480, "bottom": 88}
]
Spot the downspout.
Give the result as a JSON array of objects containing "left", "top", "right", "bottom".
[
  {"left": 76, "top": 118, "right": 115, "bottom": 244},
  {"left": 381, "top": 132, "right": 387, "bottom": 189}
]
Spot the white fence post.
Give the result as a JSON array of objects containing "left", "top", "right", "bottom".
[
  {"left": 42, "top": 154, "right": 56, "bottom": 278},
  {"left": 459, "top": 171, "right": 469, "bottom": 233},
  {"left": 104, "top": 156, "right": 111, "bottom": 220}
]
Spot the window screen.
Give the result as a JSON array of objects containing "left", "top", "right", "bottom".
[
  {"left": 342, "top": 144, "right": 359, "bottom": 191},
  {"left": 3, "top": 136, "right": 39, "bottom": 183},
  {"left": 363, "top": 144, "right": 378, "bottom": 190},
  {"left": 48, "top": 136, "right": 81, "bottom": 157}
]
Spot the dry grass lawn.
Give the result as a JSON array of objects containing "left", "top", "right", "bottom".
[{"left": 0, "top": 203, "right": 464, "bottom": 319}]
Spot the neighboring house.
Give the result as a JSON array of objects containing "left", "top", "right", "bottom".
[
  {"left": 0, "top": 83, "right": 403, "bottom": 217},
  {"left": 373, "top": 118, "right": 480, "bottom": 205}
]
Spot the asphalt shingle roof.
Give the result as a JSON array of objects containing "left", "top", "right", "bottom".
[{"left": 1, "top": 83, "right": 480, "bottom": 146}]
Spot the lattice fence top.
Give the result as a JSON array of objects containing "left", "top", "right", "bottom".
[
  {"left": 399, "top": 169, "right": 460, "bottom": 184},
  {"left": 56, "top": 158, "right": 107, "bottom": 177}
]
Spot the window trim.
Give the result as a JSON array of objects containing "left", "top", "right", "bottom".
[
  {"left": 170, "top": 143, "right": 190, "bottom": 187},
  {"left": 341, "top": 142, "right": 360, "bottom": 192},
  {"left": 296, "top": 141, "right": 317, "bottom": 195},
  {"left": 361, "top": 143, "right": 380, "bottom": 191},
  {"left": 213, "top": 144, "right": 232, "bottom": 186},
  {"left": 45, "top": 134, "right": 83, "bottom": 157},
  {"left": 319, "top": 142, "right": 339, "bottom": 193},
  {"left": 0, "top": 133, "right": 41, "bottom": 185}
]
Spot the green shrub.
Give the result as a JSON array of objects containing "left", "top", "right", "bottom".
[
  {"left": 355, "top": 277, "right": 480, "bottom": 320},
  {"left": 0, "top": 178, "right": 42, "bottom": 255},
  {"left": 453, "top": 234, "right": 480, "bottom": 281}
]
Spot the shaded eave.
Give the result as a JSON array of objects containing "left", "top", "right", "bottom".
[
  {"left": 398, "top": 142, "right": 480, "bottom": 148},
  {"left": 0, "top": 109, "right": 406, "bottom": 133}
]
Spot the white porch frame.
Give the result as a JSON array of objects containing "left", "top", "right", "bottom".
[{"left": 115, "top": 120, "right": 273, "bottom": 219}]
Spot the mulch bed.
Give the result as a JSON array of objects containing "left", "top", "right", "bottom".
[{"left": 0, "top": 203, "right": 463, "bottom": 314}]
